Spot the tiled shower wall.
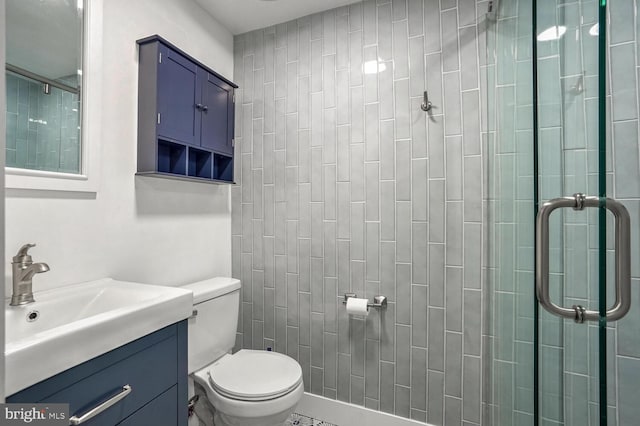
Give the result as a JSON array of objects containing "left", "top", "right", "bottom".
[
  {"left": 231, "top": 1, "right": 488, "bottom": 424},
  {"left": 5, "top": 72, "right": 80, "bottom": 173}
]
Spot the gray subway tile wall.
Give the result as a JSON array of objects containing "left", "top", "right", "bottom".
[{"left": 232, "top": 1, "right": 485, "bottom": 424}]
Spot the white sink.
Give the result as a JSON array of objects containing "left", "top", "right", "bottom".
[{"left": 5, "top": 278, "right": 193, "bottom": 395}]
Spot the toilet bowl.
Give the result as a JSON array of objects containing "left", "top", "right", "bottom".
[
  {"left": 193, "top": 350, "right": 303, "bottom": 426},
  {"left": 182, "top": 278, "right": 303, "bottom": 426}
]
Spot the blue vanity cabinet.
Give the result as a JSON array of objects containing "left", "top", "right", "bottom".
[
  {"left": 7, "top": 321, "right": 188, "bottom": 426},
  {"left": 137, "top": 35, "right": 238, "bottom": 183}
]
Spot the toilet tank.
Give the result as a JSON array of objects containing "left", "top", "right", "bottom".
[{"left": 181, "top": 277, "right": 241, "bottom": 374}]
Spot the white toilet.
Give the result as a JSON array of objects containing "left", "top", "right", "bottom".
[{"left": 182, "top": 277, "right": 304, "bottom": 426}]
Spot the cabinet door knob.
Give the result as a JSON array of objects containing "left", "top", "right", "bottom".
[
  {"left": 202, "top": 105, "right": 209, "bottom": 112},
  {"left": 195, "top": 103, "right": 204, "bottom": 110}
]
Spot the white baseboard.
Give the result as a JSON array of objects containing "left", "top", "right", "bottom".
[{"left": 296, "top": 393, "right": 430, "bottom": 426}]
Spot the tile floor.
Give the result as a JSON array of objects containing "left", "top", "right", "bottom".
[{"left": 286, "top": 413, "right": 338, "bottom": 426}]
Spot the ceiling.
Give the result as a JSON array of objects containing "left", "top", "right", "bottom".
[{"left": 195, "top": 0, "right": 362, "bottom": 35}]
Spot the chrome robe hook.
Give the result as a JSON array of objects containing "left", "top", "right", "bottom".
[{"left": 420, "top": 91, "right": 432, "bottom": 112}]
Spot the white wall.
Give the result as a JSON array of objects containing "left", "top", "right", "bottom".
[{"left": 5, "top": 0, "right": 235, "bottom": 296}]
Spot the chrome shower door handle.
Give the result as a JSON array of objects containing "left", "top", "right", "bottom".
[{"left": 535, "top": 193, "right": 631, "bottom": 323}]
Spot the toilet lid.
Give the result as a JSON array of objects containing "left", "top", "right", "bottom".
[{"left": 207, "top": 350, "right": 303, "bottom": 401}]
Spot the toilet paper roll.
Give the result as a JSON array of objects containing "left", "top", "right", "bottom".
[{"left": 346, "top": 297, "right": 369, "bottom": 316}]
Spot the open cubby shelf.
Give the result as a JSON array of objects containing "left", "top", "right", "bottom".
[
  {"left": 214, "top": 153, "right": 233, "bottom": 182},
  {"left": 151, "top": 140, "right": 234, "bottom": 184},
  {"left": 157, "top": 140, "right": 186, "bottom": 175},
  {"left": 188, "top": 147, "right": 213, "bottom": 179}
]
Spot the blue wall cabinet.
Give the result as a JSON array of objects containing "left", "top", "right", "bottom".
[
  {"left": 8, "top": 322, "right": 188, "bottom": 426},
  {"left": 137, "top": 35, "right": 238, "bottom": 183}
]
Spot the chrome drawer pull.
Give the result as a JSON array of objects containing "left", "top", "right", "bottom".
[{"left": 69, "top": 384, "right": 132, "bottom": 425}]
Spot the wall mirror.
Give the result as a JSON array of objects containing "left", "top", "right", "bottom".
[{"left": 5, "top": 0, "right": 86, "bottom": 177}]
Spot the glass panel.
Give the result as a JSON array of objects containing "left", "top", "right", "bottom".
[
  {"left": 485, "top": 0, "right": 640, "bottom": 424},
  {"left": 485, "top": 1, "right": 536, "bottom": 424},
  {"left": 5, "top": 0, "right": 83, "bottom": 174},
  {"left": 536, "top": 0, "right": 605, "bottom": 424},
  {"left": 606, "top": 0, "right": 640, "bottom": 424}
]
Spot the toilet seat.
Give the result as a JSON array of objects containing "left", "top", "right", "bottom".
[{"left": 206, "top": 350, "right": 303, "bottom": 401}]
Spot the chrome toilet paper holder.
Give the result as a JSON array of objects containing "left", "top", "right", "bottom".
[{"left": 343, "top": 293, "right": 388, "bottom": 309}]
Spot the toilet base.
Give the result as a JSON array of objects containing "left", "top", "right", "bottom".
[
  {"left": 213, "top": 406, "right": 295, "bottom": 426},
  {"left": 192, "top": 381, "right": 215, "bottom": 426},
  {"left": 207, "top": 382, "right": 303, "bottom": 426}
]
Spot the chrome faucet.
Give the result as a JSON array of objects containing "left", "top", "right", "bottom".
[{"left": 10, "top": 243, "right": 50, "bottom": 306}]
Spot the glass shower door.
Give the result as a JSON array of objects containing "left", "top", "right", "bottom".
[
  {"left": 487, "top": 1, "right": 638, "bottom": 425},
  {"left": 535, "top": 0, "right": 608, "bottom": 424}
]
